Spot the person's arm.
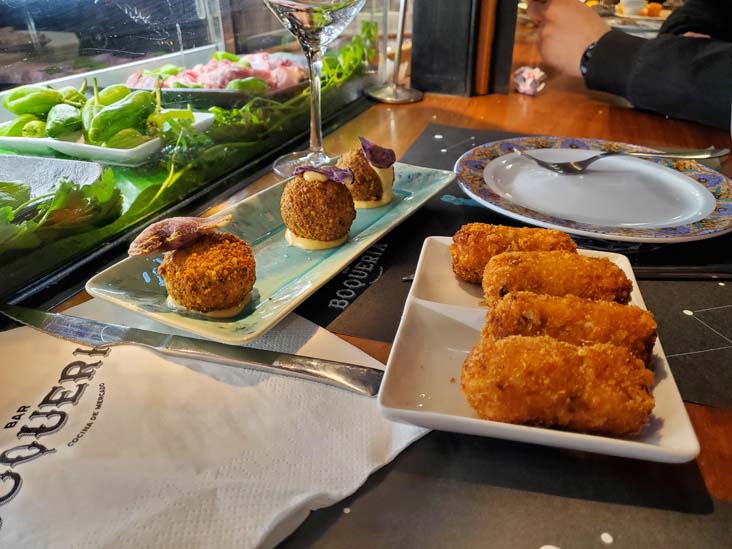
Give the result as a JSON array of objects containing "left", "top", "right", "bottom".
[
  {"left": 584, "top": 30, "right": 731, "bottom": 130},
  {"left": 660, "top": 0, "right": 732, "bottom": 41},
  {"left": 528, "top": 0, "right": 732, "bottom": 130}
]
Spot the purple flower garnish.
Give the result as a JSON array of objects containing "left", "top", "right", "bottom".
[
  {"left": 359, "top": 136, "right": 396, "bottom": 169},
  {"left": 293, "top": 165, "right": 354, "bottom": 185}
]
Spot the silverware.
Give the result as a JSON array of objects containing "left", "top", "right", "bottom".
[
  {"left": 513, "top": 147, "right": 730, "bottom": 175},
  {"left": 633, "top": 264, "right": 732, "bottom": 280},
  {"left": 0, "top": 304, "right": 383, "bottom": 397}
]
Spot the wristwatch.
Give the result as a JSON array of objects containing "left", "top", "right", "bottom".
[{"left": 580, "top": 41, "right": 598, "bottom": 77}]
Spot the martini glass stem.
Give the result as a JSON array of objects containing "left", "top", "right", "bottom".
[{"left": 306, "top": 48, "right": 324, "bottom": 154}]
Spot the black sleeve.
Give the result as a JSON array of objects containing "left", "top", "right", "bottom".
[
  {"left": 660, "top": 0, "right": 732, "bottom": 42},
  {"left": 584, "top": 30, "right": 732, "bottom": 130}
]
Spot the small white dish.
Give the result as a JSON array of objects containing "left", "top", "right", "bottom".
[
  {"left": 0, "top": 111, "right": 214, "bottom": 167},
  {"left": 0, "top": 135, "right": 55, "bottom": 155},
  {"left": 484, "top": 149, "right": 716, "bottom": 229},
  {"left": 379, "top": 236, "right": 700, "bottom": 463}
]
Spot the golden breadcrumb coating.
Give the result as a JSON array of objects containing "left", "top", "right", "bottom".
[
  {"left": 336, "top": 147, "right": 383, "bottom": 202},
  {"left": 482, "top": 251, "right": 632, "bottom": 307},
  {"left": 485, "top": 292, "right": 657, "bottom": 363},
  {"left": 461, "top": 335, "right": 655, "bottom": 436},
  {"left": 450, "top": 223, "right": 577, "bottom": 284},
  {"left": 157, "top": 232, "right": 256, "bottom": 313},
  {"left": 280, "top": 175, "right": 356, "bottom": 241}
]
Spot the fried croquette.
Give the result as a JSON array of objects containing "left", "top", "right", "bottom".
[
  {"left": 280, "top": 174, "right": 356, "bottom": 243},
  {"left": 450, "top": 223, "right": 577, "bottom": 284},
  {"left": 336, "top": 147, "right": 384, "bottom": 202},
  {"left": 157, "top": 232, "right": 256, "bottom": 315},
  {"left": 482, "top": 251, "right": 632, "bottom": 307},
  {"left": 461, "top": 335, "right": 655, "bottom": 436},
  {"left": 485, "top": 292, "right": 657, "bottom": 363}
]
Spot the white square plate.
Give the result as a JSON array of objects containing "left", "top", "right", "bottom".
[{"left": 378, "top": 236, "right": 700, "bottom": 463}]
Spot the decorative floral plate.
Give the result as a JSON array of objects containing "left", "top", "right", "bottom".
[{"left": 454, "top": 136, "right": 732, "bottom": 243}]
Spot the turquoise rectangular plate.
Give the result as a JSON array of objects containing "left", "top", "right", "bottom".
[{"left": 86, "top": 163, "right": 456, "bottom": 344}]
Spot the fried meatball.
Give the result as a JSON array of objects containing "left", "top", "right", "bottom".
[
  {"left": 336, "top": 147, "right": 384, "bottom": 202},
  {"left": 482, "top": 251, "right": 633, "bottom": 307},
  {"left": 485, "top": 292, "right": 657, "bottom": 363},
  {"left": 280, "top": 175, "right": 356, "bottom": 242},
  {"left": 157, "top": 232, "right": 256, "bottom": 314},
  {"left": 450, "top": 223, "right": 577, "bottom": 284},
  {"left": 461, "top": 335, "right": 655, "bottom": 436}
]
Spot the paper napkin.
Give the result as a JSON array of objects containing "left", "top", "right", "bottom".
[{"left": 0, "top": 300, "right": 425, "bottom": 548}]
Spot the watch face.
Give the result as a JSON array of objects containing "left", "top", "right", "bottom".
[{"left": 580, "top": 41, "right": 597, "bottom": 76}]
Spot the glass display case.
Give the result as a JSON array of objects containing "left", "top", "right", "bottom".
[{"left": 0, "top": 0, "right": 389, "bottom": 305}]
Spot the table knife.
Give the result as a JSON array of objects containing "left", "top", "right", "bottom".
[
  {"left": 0, "top": 304, "right": 383, "bottom": 397},
  {"left": 633, "top": 264, "right": 732, "bottom": 280}
]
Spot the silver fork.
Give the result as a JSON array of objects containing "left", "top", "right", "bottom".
[{"left": 513, "top": 147, "right": 730, "bottom": 175}]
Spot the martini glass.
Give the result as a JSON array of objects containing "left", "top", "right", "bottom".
[{"left": 264, "top": 0, "right": 367, "bottom": 177}]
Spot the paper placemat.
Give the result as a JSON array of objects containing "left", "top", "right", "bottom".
[
  {"left": 0, "top": 300, "right": 425, "bottom": 548},
  {"left": 295, "top": 123, "right": 732, "bottom": 408}
]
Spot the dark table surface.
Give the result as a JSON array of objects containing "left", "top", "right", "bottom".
[{"left": 283, "top": 123, "right": 732, "bottom": 548}]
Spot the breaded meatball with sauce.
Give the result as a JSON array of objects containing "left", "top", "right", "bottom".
[
  {"left": 157, "top": 232, "right": 256, "bottom": 316},
  {"left": 280, "top": 166, "right": 356, "bottom": 250},
  {"left": 336, "top": 136, "right": 396, "bottom": 208},
  {"left": 337, "top": 148, "right": 384, "bottom": 201}
]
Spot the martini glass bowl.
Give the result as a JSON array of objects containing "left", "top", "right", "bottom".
[{"left": 264, "top": 0, "right": 367, "bottom": 177}]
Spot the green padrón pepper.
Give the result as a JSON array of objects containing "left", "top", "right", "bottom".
[
  {"left": 103, "top": 128, "right": 151, "bottom": 149},
  {"left": 225, "top": 77, "right": 268, "bottom": 95},
  {"left": 21, "top": 120, "right": 47, "bottom": 138},
  {"left": 98, "top": 84, "right": 130, "bottom": 106},
  {"left": 141, "top": 63, "right": 181, "bottom": 79},
  {"left": 82, "top": 79, "right": 102, "bottom": 138},
  {"left": 212, "top": 51, "right": 240, "bottom": 62},
  {"left": 0, "top": 114, "right": 39, "bottom": 137},
  {"left": 171, "top": 82, "right": 203, "bottom": 89},
  {"left": 2, "top": 85, "right": 63, "bottom": 116},
  {"left": 81, "top": 99, "right": 101, "bottom": 136},
  {"left": 87, "top": 90, "right": 156, "bottom": 144},
  {"left": 148, "top": 109, "right": 194, "bottom": 130},
  {"left": 58, "top": 80, "right": 87, "bottom": 108},
  {"left": 46, "top": 104, "right": 83, "bottom": 138}
]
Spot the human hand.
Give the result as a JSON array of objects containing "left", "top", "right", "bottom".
[{"left": 527, "top": 0, "right": 611, "bottom": 78}]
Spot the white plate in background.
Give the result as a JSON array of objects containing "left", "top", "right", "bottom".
[
  {"left": 483, "top": 149, "right": 717, "bottom": 229},
  {"left": 454, "top": 136, "right": 732, "bottom": 243},
  {"left": 378, "top": 236, "right": 700, "bottom": 463}
]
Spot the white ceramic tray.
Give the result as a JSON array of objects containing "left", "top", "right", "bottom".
[
  {"left": 379, "top": 236, "right": 700, "bottom": 463},
  {"left": 0, "top": 111, "right": 213, "bottom": 166}
]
